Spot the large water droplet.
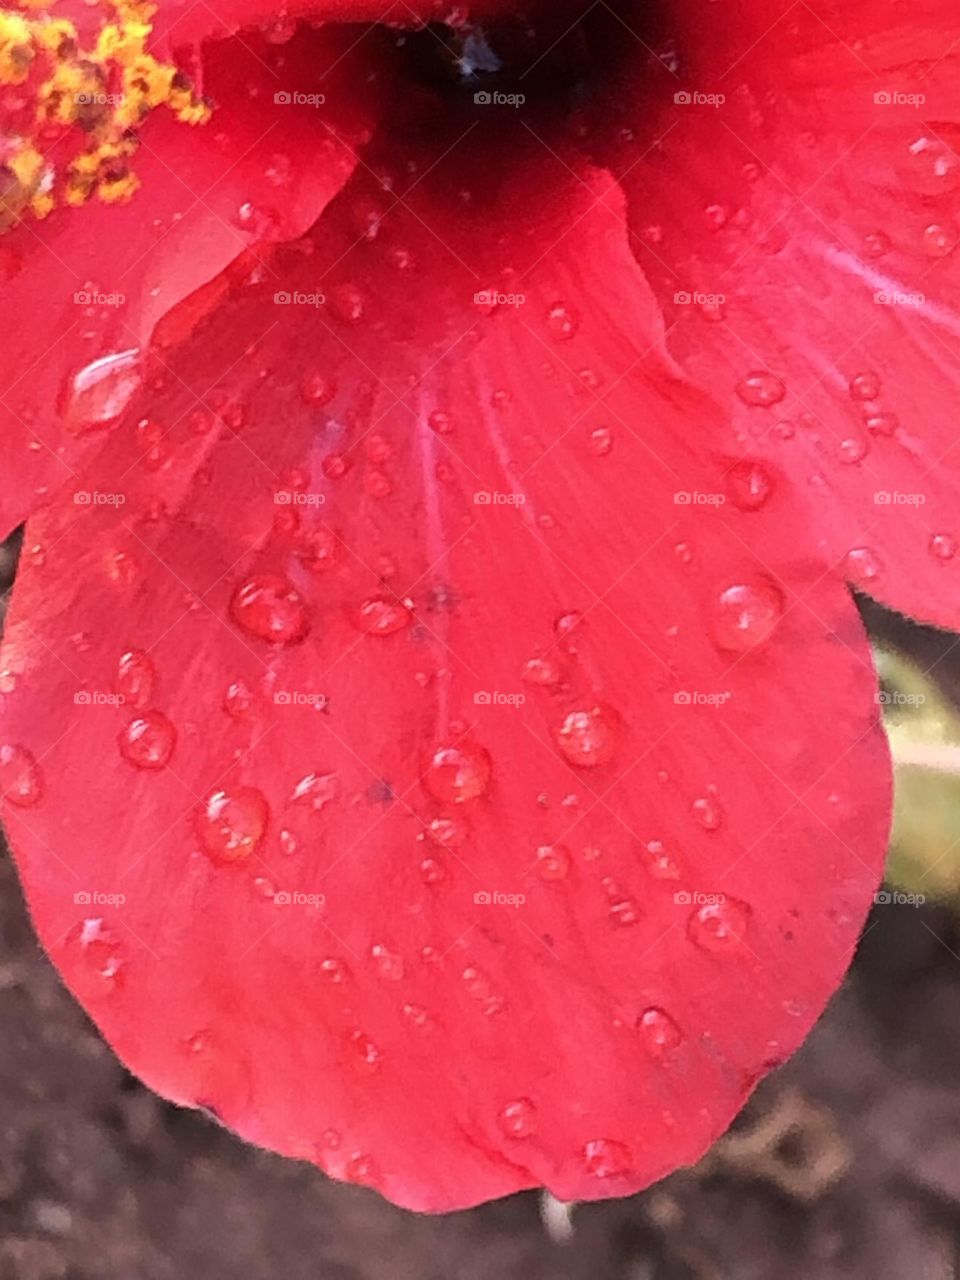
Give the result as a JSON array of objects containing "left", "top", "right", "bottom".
[
  {"left": 118, "top": 711, "right": 176, "bottom": 769},
  {"left": 64, "top": 349, "right": 141, "bottom": 434},
  {"left": 195, "top": 787, "right": 269, "bottom": 863},
  {"left": 229, "top": 574, "right": 310, "bottom": 645},
  {"left": 844, "top": 546, "right": 883, "bottom": 584},
  {"left": 556, "top": 704, "right": 621, "bottom": 767},
  {"left": 424, "top": 743, "right": 492, "bottom": 804},
  {"left": 712, "top": 579, "right": 784, "bottom": 653},
  {"left": 0, "top": 743, "right": 43, "bottom": 807}
]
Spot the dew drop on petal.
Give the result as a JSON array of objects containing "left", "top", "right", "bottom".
[
  {"left": 844, "top": 546, "right": 883, "bottom": 585},
  {"left": 930, "top": 533, "right": 957, "bottom": 561},
  {"left": 320, "top": 957, "right": 350, "bottom": 983},
  {"left": 535, "top": 844, "right": 571, "bottom": 881},
  {"left": 222, "top": 679, "right": 256, "bottom": 720},
  {"left": 546, "top": 301, "right": 579, "bottom": 340},
  {"left": 849, "top": 371, "right": 881, "bottom": 400},
  {"left": 64, "top": 349, "right": 141, "bottom": 434},
  {"left": 726, "top": 460, "right": 773, "bottom": 510},
  {"left": 498, "top": 1098, "right": 538, "bottom": 1139},
  {"left": 344, "top": 1153, "right": 381, "bottom": 1187},
  {"left": 424, "top": 743, "right": 492, "bottom": 804},
  {"left": 590, "top": 426, "right": 613, "bottom": 456},
  {"left": 0, "top": 743, "right": 43, "bottom": 807},
  {"left": 67, "top": 918, "right": 125, "bottom": 994},
  {"left": 299, "top": 371, "right": 336, "bottom": 405},
  {"left": 688, "top": 898, "right": 752, "bottom": 952},
  {"left": 118, "top": 711, "right": 176, "bottom": 770},
  {"left": 349, "top": 596, "right": 412, "bottom": 635},
  {"left": 195, "top": 787, "right": 269, "bottom": 863},
  {"left": 229, "top": 574, "right": 309, "bottom": 645},
  {"left": 712, "top": 579, "right": 783, "bottom": 653},
  {"left": 692, "top": 795, "right": 723, "bottom": 831},
  {"left": 637, "top": 1007, "right": 682, "bottom": 1053},
  {"left": 419, "top": 856, "right": 446, "bottom": 885},
  {"left": 349, "top": 1030, "right": 382, "bottom": 1073},
  {"left": 735, "top": 370, "right": 785, "bottom": 408},
  {"left": 370, "top": 944, "right": 404, "bottom": 981},
  {"left": 291, "top": 772, "right": 339, "bottom": 812},
  {"left": 582, "top": 1138, "right": 631, "bottom": 1178},
  {"left": 922, "top": 220, "right": 958, "bottom": 257},
  {"left": 556, "top": 704, "right": 621, "bottom": 768}
]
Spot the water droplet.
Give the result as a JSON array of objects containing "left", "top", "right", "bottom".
[
  {"left": 64, "top": 349, "right": 141, "bottom": 434},
  {"left": 838, "top": 435, "right": 868, "bottom": 464},
  {"left": 67, "top": 918, "right": 125, "bottom": 993},
  {"left": 692, "top": 796, "right": 723, "bottom": 830},
  {"left": 642, "top": 840, "right": 681, "bottom": 880},
  {"left": 844, "top": 546, "right": 883, "bottom": 584},
  {"left": 320, "top": 957, "right": 350, "bottom": 983},
  {"left": 556, "top": 704, "right": 621, "bottom": 768},
  {"left": 300, "top": 372, "right": 336, "bottom": 405},
  {"left": 522, "top": 656, "right": 564, "bottom": 687},
  {"left": 229, "top": 574, "right": 309, "bottom": 645},
  {"left": 864, "top": 412, "right": 898, "bottom": 437},
  {"left": 904, "top": 134, "right": 960, "bottom": 195},
  {"left": 535, "top": 844, "right": 571, "bottom": 880},
  {"left": 736, "top": 370, "right": 785, "bottom": 408},
  {"left": 546, "top": 302, "right": 579, "bottom": 340},
  {"left": 0, "top": 744, "right": 43, "bottom": 807},
  {"left": 222, "top": 679, "right": 256, "bottom": 720},
  {"left": 428, "top": 409, "right": 453, "bottom": 434},
  {"left": 862, "top": 231, "right": 891, "bottom": 259},
  {"left": 688, "top": 897, "right": 751, "bottom": 952},
  {"left": 118, "top": 711, "right": 176, "bottom": 769},
  {"left": 930, "top": 532, "right": 957, "bottom": 561},
  {"left": 344, "top": 1153, "right": 380, "bottom": 1187},
  {"left": 332, "top": 282, "right": 367, "bottom": 324},
  {"left": 461, "top": 965, "right": 505, "bottom": 1015},
  {"left": 370, "top": 944, "right": 404, "bottom": 981},
  {"left": 922, "top": 220, "right": 958, "bottom": 257},
  {"left": 424, "top": 743, "right": 492, "bottom": 804},
  {"left": 349, "top": 1030, "right": 382, "bottom": 1073},
  {"left": 726, "top": 460, "right": 773, "bottom": 510},
  {"left": 291, "top": 772, "right": 338, "bottom": 812},
  {"left": 712, "top": 579, "right": 784, "bottom": 653},
  {"left": 637, "top": 1007, "right": 682, "bottom": 1053},
  {"left": 582, "top": 1138, "right": 631, "bottom": 1178},
  {"left": 849, "top": 371, "right": 881, "bottom": 401},
  {"left": 349, "top": 596, "right": 412, "bottom": 635},
  {"left": 419, "top": 856, "right": 446, "bottom": 884},
  {"left": 195, "top": 787, "right": 269, "bottom": 863},
  {"left": 278, "top": 828, "right": 299, "bottom": 855},
  {"left": 499, "top": 1098, "right": 538, "bottom": 1139},
  {"left": 590, "top": 426, "right": 613, "bottom": 456}
]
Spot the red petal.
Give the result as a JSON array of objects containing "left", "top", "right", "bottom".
[
  {"left": 0, "top": 149, "right": 890, "bottom": 1210},
  {"left": 599, "top": 0, "right": 960, "bottom": 628},
  {"left": 0, "top": 24, "right": 376, "bottom": 536}
]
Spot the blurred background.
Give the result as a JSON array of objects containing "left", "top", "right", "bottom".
[{"left": 0, "top": 537, "right": 959, "bottom": 1278}]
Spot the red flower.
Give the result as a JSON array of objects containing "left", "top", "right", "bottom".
[{"left": 0, "top": 0, "right": 956, "bottom": 1211}]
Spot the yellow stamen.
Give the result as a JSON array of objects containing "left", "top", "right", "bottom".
[{"left": 0, "top": 0, "right": 209, "bottom": 222}]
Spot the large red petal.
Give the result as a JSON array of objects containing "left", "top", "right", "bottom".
[
  {"left": 0, "top": 148, "right": 890, "bottom": 1210},
  {"left": 596, "top": 0, "right": 960, "bottom": 628},
  {"left": 0, "top": 24, "right": 378, "bottom": 536}
]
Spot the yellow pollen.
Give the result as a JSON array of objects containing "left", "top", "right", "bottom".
[{"left": 0, "top": 0, "right": 209, "bottom": 221}]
